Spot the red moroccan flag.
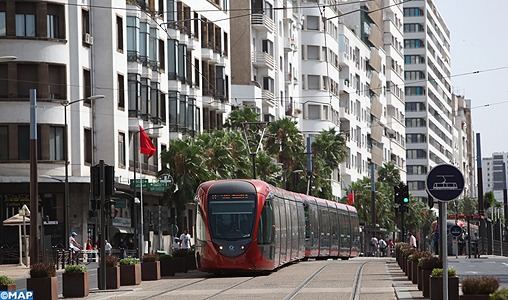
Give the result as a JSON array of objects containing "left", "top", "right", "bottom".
[
  {"left": 347, "top": 191, "right": 355, "bottom": 206},
  {"left": 139, "top": 125, "right": 156, "bottom": 158}
]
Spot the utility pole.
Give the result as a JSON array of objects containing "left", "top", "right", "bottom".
[
  {"left": 476, "top": 133, "right": 485, "bottom": 255},
  {"left": 29, "top": 89, "right": 39, "bottom": 265}
]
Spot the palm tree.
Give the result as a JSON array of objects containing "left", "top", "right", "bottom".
[
  {"left": 377, "top": 162, "right": 401, "bottom": 187},
  {"left": 311, "top": 128, "right": 347, "bottom": 199},
  {"left": 223, "top": 106, "right": 259, "bottom": 130},
  {"left": 264, "top": 118, "right": 306, "bottom": 192}
]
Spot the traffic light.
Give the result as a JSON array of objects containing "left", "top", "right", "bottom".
[
  {"left": 401, "top": 184, "right": 409, "bottom": 204},
  {"left": 91, "top": 164, "right": 115, "bottom": 197},
  {"left": 394, "top": 184, "right": 401, "bottom": 204},
  {"left": 427, "top": 192, "right": 434, "bottom": 208}
]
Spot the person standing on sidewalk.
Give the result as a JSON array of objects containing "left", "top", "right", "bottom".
[
  {"left": 370, "top": 235, "right": 378, "bottom": 257},
  {"left": 179, "top": 228, "right": 192, "bottom": 250},
  {"left": 409, "top": 232, "right": 417, "bottom": 249}
]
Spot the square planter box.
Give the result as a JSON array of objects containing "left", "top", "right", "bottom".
[
  {"left": 186, "top": 255, "right": 197, "bottom": 270},
  {"left": 173, "top": 257, "right": 188, "bottom": 273},
  {"left": 430, "top": 276, "right": 459, "bottom": 300},
  {"left": 26, "top": 277, "right": 58, "bottom": 300},
  {"left": 0, "top": 284, "right": 16, "bottom": 291},
  {"left": 460, "top": 295, "right": 491, "bottom": 300},
  {"left": 63, "top": 272, "right": 89, "bottom": 298},
  {"left": 160, "top": 260, "right": 176, "bottom": 277},
  {"left": 98, "top": 267, "right": 120, "bottom": 290},
  {"left": 411, "top": 261, "right": 419, "bottom": 284},
  {"left": 141, "top": 261, "right": 161, "bottom": 281},
  {"left": 120, "top": 264, "right": 141, "bottom": 286},
  {"left": 421, "top": 269, "right": 432, "bottom": 298}
]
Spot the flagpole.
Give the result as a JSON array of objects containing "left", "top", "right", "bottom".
[{"left": 139, "top": 150, "right": 143, "bottom": 256}]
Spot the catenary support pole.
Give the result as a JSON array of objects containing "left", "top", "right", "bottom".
[{"left": 29, "top": 89, "right": 39, "bottom": 265}]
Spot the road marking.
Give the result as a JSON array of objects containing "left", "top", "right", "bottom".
[
  {"left": 466, "top": 271, "right": 478, "bottom": 274},
  {"left": 502, "top": 263, "right": 508, "bottom": 267}
]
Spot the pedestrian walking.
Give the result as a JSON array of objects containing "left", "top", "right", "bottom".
[
  {"left": 179, "top": 228, "right": 192, "bottom": 250},
  {"left": 370, "top": 235, "right": 378, "bottom": 257}
]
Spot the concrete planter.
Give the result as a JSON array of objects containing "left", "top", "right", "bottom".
[
  {"left": 98, "top": 266, "right": 120, "bottom": 289},
  {"left": 160, "top": 260, "right": 176, "bottom": 277},
  {"left": 63, "top": 272, "right": 89, "bottom": 298},
  {"left": 460, "top": 295, "right": 491, "bottom": 300},
  {"left": 141, "top": 261, "right": 161, "bottom": 281},
  {"left": 422, "top": 269, "right": 432, "bottom": 298},
  {"left": 411, "top": 261, "right": 419, "bottom": 284},
  {"left": 26, "top": 276, "right": 58, "bottom": 300},
  {"left": 120, "top": 264, "right": 141, "bottom": 286},
  {"left": 173, "top": 257, "right": 188, "bottom": 273},
  {"left": 0, "top": 284, "right": 16, "bottom": 291},
  {"left": 430, "top": 276, "right": 459, "bottom": 300}
]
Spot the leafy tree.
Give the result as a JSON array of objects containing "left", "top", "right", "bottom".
[{"left": 484, "top": 191, "right": 496, "bottom": 211}]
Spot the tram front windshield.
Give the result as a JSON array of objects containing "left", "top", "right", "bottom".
[{"left": 208, "top": 193, "right": 256, "bottom": 240}]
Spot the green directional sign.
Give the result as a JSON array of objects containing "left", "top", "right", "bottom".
[
  {"left": 148, "top": 182, "right": 168, "bottom": 192},
  {"left": 114, "top": 199, "right": 127, "bottom": 208},
  {"left": 130, "top": 178, "right": 148, "bottom": 188}
]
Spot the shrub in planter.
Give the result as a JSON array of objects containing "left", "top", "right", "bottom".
[
  {"left": 490, "top": 288, "right": 508, "bottom": 300},
  {"left": 63, "top": 264, "right": 89, "bottom": 298},
  {"left": 461, "top": 276, "right": 499, "bottom": 295},
  {"left": 119, "top": 257, "right": 141, "bottom": 286},
  {"left": 430, "top": 268, "right": 459, "bottom": 300},
  {"left": 416, "top": 252, "right": 433, "bottom": 290},
  {"left": 419, "top": 256, "right": 442, "bottom": 298},
  {"left": 27, "top": 263, "right": 58, "bottom": 300},
  {"left": 141, "top": 254, "right": 161, "bottom": 281},
  {"left": 159, "top": 254, "right": 176, "bottom": 277},
  {"left": 106, "top": 255, "right": 119, "bottom": 267},
  {"left": 0, "top": 275, "right": 15, "bottom": 291}
]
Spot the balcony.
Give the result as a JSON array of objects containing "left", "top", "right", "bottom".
[
  {"left": 251, "top": 14, "right": 274, "bottom": 33},
  {"left": 262, "top": 90, "right": 276, "bottom": 107},
  {"left": 284, "top": 37, "right": 297, "bottom": 52},
  {"left": 339, "top": 52, "right": 350, "bottom": 67},
  {"left": 340, "top": 79, "right": 354, "bottom": 94},
  {"left": 202, "top": 44, "right": 214, "bottom": 61},
  {"left": 252, "top": 51, "right": 275, "bottom": 69}
]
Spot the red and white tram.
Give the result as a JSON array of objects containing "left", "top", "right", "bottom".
[{"left": 194, "top": 179, "right": 360, "bottom": 273}]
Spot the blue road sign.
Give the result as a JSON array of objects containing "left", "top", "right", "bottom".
[
  {"left": 450, "top": 225, "right": 462, "bottom": 237},
  {"left": 425, "top": 164, "right": 465, "bottom": 201}
]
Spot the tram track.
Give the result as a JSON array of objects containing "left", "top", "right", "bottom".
[
  {"left": 350, "top": 261, "right": 369, "bottom": 300},
  {"left": 283, "top": 262, "right": 331, "bottom": 300}
]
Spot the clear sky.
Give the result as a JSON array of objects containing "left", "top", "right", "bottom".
[{"left": 432, "top": 0, "right": 508, "bottom": 157}]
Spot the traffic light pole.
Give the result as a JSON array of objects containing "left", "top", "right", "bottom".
[{"left": 99, "top": 160, "right": 107, "bottom": 290}]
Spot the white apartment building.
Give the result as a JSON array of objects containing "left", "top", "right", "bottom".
[
  {"left": 0, "top": 0, "right": 230, "bottom": 249},
  {"left": 451, "top": 94, "right": 476, "bottom": 198},
  {"left": 483, "top": 153, "right": 508, "bottom": 201},
  {"left": 403, "top": 0, "right": 453, "bottom": 203},
  {"left": 230, "top": 0, "right": 301, "bottom": 122}
]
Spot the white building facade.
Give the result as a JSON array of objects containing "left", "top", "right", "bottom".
[
  {"left": 0, "top": 0, "right": 230, "bottom": 249},
  {"left": 403, "top": 0, "right": 453, "bottom": 203}
]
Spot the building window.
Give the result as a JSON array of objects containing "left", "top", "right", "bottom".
[
  {"left": 307, "top": 104, "right": 320, "bottom": 119},
  {"left": 403, "top": 8, "right": 423, "bottom": 17},
  {"left": 306, "top": 16, "right": 320, "bottom": 30},
  {"left": 83, "top": 69, "right": 91, "bottom": 104},
  {"left": 307, "top": 45, "right": 320, "bottom": 60},
  {"left": 16, "top": 13, "right": 36, "bottom": 37},
  {"left": 118, "top": 132, "right": 125, "bottom": 167},
  {"left": 127, "top": 16, "right": 139, "bottom": 61},
  {"left": 48, "top": 64, "right": 65, "bottom": 100},
  {"left": 168, "top": 91, "right": 179, "bottom": 131},
  {"left": 0, "top": 12, "right": 5, "bottom": 36},
  {"left": 140, "top": 22, "right": 149, "bottom": 65},
  {"left": 128, "top": 73, "right": 141, "bottom": 116},
  {"left": 194, "top": 59, "right": 200, "bottom": 87},
  {"left": 49, "top": 126, "right": 64, "bottom": 160},
  {"left": 307, "top": 75, "right": 320, "bottom": 89},
  {"left": 262, "top": 39, "right": 273, "bottom": 55},
  {"left": 47, "top": 14, "right": 59, "bottom": 38},
  {"left": 159, "top": 39, "right": 165, "bottom": 71},
  {"left": 168, "top": 39, "right": 178, "bottom": 80},
  {"left": 118, "top": 74, "right": 125, "bottom": 109},
  {"left": 404, "top": 39, "right": 424, "bottom": 48},
  {"left": 84, "top": 128, "right": 92, "bottom": 164},
  {"left": 17, "top": 64, "right": 38, "bottom": 98},
  {"left": 178, "top": 44, "right": 187, "bottom": 83},
  {"left": 0, "top": 126, "right": 8, "bottom": 160},
  {"left": 17, "top": 126, "right": 30, "bottom": 160},
  {"left": 117, "top": 15, "right": 123, "bottom": 51},
  {"left": 82, "top": 9, "right": 90, "bottom": 45}
]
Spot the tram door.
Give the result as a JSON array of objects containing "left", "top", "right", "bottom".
[{"left": 273, "top": 197, "right": 281, "bottom": 268}]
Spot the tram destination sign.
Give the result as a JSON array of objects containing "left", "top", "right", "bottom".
[{"left": 425, "top": 164, "right": 465, "bottom": 202}]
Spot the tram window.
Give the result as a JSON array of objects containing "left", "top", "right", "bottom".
[
  {"left": 208, "top": 194, "right": 256, "bottom": 240},
  {"left": 196, "top": 206, "right": 207, "bottom": 242},
  {"left": 258, "top": 200, "right": 274, "bottom": 245},
  {"left": 304, "top": 204, "right": 310, "bottom": 239}
]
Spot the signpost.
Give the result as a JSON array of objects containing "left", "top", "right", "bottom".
[
  {"left": 426, "top": 164, "right": 465, "bottom": 300},
  {"left": 130, "top": 179, "right": 148, "bottom": 188}
]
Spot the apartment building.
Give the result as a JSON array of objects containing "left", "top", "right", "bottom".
[
  {"left": 451, "top": 94, "right": 476, "bottom": 198},
  {"left": 483, "top": 153, "right": 508, "bottom": 202},
  {"left": 0, "top": 0, "right": 230, "bottom": 249},
  {"left": 230, "top": 0, "right": 301, "bottom": 122},
  {"left": 403, "top": 0, "right": 453, "bottom": 203}
]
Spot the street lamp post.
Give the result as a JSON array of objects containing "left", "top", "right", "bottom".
[
  {"left": 132, "top": 126, "right": 163, "bottom": 258},
  {"left": 63, "top": 95, "right": 104, "bottom": 243}
]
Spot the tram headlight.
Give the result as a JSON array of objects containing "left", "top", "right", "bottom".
[{"left": 219, "top": 245, "right": 224, "bottom": 250}]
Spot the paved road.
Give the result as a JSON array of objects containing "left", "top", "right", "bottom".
[{"left": 7, "top": 255, "right": 508, "bottom": 299}]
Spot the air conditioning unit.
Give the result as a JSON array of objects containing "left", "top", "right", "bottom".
[{"left": 84, "top": 33, "right": 94, "bottom": 45}]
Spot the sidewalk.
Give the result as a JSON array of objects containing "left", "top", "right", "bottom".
[{"left": 387, "top": 260, "right": 425, "bottom": 300}]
